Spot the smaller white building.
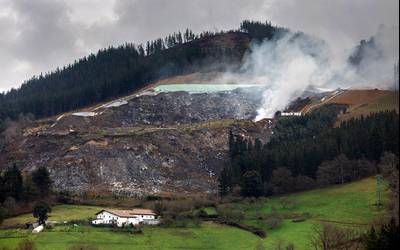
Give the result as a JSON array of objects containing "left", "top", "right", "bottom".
[
  {"left": 92, "top": 209, "right": 159, "bottom": 227},
  {"left": 281, "top": 112, "right": 302, "bottom": 117},
  {"left": 32, "top": 225, "right": 44, "bottom": 233}
]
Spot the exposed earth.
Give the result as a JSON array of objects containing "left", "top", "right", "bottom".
[
  {"left": 0, "top": 76, "right": 397, "bottom": 196},
  {"left": 0, "top": 85, "right": 273, "bottom": 196}
]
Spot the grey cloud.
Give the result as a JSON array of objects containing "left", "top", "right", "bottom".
[
  {"left": 0, "top": 0, "right": 398, "bottom": 92},
  {"left": 10, "top": 0, "right": 78, "bottom": 68}
]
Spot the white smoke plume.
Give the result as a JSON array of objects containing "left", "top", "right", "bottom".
[{"left": 218, "top": 25, "right": 399, "bottom": 120}]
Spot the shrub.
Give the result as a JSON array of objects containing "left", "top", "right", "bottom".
[
  {"left": 271, "top": 168, "right": 294, "bottom": 194},
  {"left": 292, "top": 217, "right": 306, "bottom": 223},
  {"left": 45, "top": 222, "right": 54, "bottom": 229},
  {"left": 0, "top": 208, "right": 4, "bottom": 225},
  {"left": 67, "top": 244, "right": 98, "bottom": 250},
  {"left": 294, "top": 175, "right": 316, "bottom": 191},
  {"left": 310, "top": 223, "right": 363, "bottom": 249},
  {"left": 280, "top": 198, "right": 298, "bottom": 210},
  {"left": 271, "top": 238, "right": 295, "bottom": 250},
  {"left": 56, "top": 192, "right": 73, "bottom": 204},
  {"left": 254, "top": 240, "right": 265, "bottom": 250},
  {"left": 265, "top": 216, "right": 282, "bottom": 229},
  {"left": 265, "top": 211, "right": 283, "bottom": 229},
  {"left": 2, "top": 197, "right": 17, "bottom": 216},
  {"left": 195, "top": 209, "right": 208, "bottom": 218},
  {"left": 217, "top": 205, "right": 245, "bottom": 223},
  {"left": 15, "top": 240, "right": 36, "bottom": 250}
]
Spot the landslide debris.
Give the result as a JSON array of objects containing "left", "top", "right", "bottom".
[{"left": 1, "top": 88, "right": 273, "bottom": 196}]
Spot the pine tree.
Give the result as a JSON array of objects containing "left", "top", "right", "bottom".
[
  {"left": 32, "top": 167, "right": 52, "bottom": 195},
  {"left": 2, "top": 164, "right": 23, "bottom": 201},
  {"left": 241, "top": 170, "right": 263, "bottom": 197},
  {"left": 218, "top": 166, "right": 232, "bottom": 196}
]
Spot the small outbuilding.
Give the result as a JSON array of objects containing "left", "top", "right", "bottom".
[{"left": 32, "top": 225, "right": 44, "bottom": 233}]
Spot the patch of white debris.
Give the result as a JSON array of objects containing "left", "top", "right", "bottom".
[
  {"left": 72, "top": 112, "right": 98, "bottom": 117},
  {"left": 103, "top": 100, "right": 128, "bottom": 108},
  {"left": 56, "top": 114, "right": 65, "bottom": 121}
]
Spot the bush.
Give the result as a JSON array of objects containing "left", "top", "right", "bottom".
[
  {"left": 264, "top": 211, "right": 283, "bottom": 229},
  {"left": 294, "top": 175, "right": 316, "bottom": 191},
  {"left": 217, "top": 205, "right": 245, "bottom": 223},
  {"left": 68, "top": 244, "right": 98, "bottom": 250},
  {"left": 0, "top": 206, "right": 6, "bottom": 225},
  {"left": 364, "top": 218, "right": 399, "bottom": 250},
  {"left": 254, "top": 240, "right": 265, "bottom": 250},
  {"left": 271, "top": 238, "right": 295, "bottom": 250},
  {"left": 56, "top": 192, "right": 73, "bottom": 204},
  {"left": 271, "top": 168, "right": 294, "bottom": 194},
  {"left": 279, "top": 198, "right": 298, "bottom": 210},
  {"left": 195, "top": 209, "right": 208, "bottom": 218},
  {"left": 15, "top": 240, "right": 36, "bottom": 250},
  {"left": 292, "top": 217, "right": 306, "bottom": 223},
  {"left": 45, "top": 222, "right": 55, "bottom": 229},
  {"left": 2, "top": 197, "right": 17, "bottom": 216},
  {"left": 160, "top": 213, "right": 200, "bottom": 228},
  {"left": 265, "top": 216, "right": 282, "bottom": 229},
  {"left": 310, "top": 223, "right": 363, "bottom": 249}
]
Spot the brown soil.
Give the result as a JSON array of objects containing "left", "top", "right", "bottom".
[{"left": 326, "top": 89, "right": 392, "bottom": 106}]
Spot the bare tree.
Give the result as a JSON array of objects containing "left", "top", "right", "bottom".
[
  {"left": 310, "top": 223, "right": 363, "bottom": 250},
  {"left": 378, "top": 152, "right": 399, "bottom": 223},
  {"left": 317, "top": 154, "right": 352, "bottom": 186}
]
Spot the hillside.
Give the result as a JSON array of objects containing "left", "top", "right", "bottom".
[
  {"left": 301, "top": 89, "right": 399, "bottom": 123},
  {"left": 0, "top": 19, "right": 289, "bottom": 123},
  {"left": 0, "top": 31, "right": 251, "bottom": 122},
  {"left": 1, "top": 85, "right": 398, "bottom": 195},
  {"left": 0, "top": 178, "right": 388, "bottom": 250},
  {"left": 0, "top": 86, "right": 272, "bottom": 195}
]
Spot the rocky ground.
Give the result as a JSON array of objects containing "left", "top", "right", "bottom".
[{"left": 0, "top": 87, "right": 273, "bottom": 196}]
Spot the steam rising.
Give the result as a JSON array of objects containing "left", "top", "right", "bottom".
[{"left": 219, "top": 25, "right": 399, "bottom": 120}]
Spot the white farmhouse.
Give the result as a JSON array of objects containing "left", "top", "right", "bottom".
[{"left": 92, "top": 209, "right": 159, "bottom": 227}]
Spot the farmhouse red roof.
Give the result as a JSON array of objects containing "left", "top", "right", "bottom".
[{"left": 96, "top": 209, "right": 156, "bottom": 217}]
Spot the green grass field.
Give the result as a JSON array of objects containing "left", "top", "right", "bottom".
[
  {"left": 0, "top": 178, "right": 389, "bottom": 250},
  {"left": 1, "top": 205, "right": 106, "bottom": 228},
  {"left": 0, "top": 223, "right": 260, "bottom": 250},
  {"left": 236, "top": 177, "right": 389, "bottom": 249}
]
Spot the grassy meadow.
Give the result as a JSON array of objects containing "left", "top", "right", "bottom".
[
  {"left": 0, "top": 223, "right": 260, "bottom": 250},
  {"left": 236, "top": 177, "right": 389, "bottom": 248},
  {"left": 0, "top": 178, "right": 389, "bottom": 250}
]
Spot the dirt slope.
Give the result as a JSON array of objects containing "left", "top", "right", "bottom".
[
  {"left": 301, "top": 89, "right": 399, "bottom": 123},
  {"left": 0, "top": 88, "right": 271, "bottom": 196}
]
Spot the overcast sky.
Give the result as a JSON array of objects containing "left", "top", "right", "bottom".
[{"left": 0, "top": 0, "right": 398, "bottom": 92}]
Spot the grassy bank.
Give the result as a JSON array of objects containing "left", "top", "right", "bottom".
[
  {"left": 0, "top": 223, "right": 259, "bottom": 250},
  {"left": 234, "top": 177, "right": 389, "bottom": 249},
  {"left": 0, "top": 178, "right": 389, "bottom": 250}
]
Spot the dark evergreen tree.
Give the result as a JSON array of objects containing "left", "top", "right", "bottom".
[
  {"left": 218, "top": 166, "right": 232, "bottom": 196},
  {"left": 33, "top": 201, "right": 52, "bottom": 225},
  {"left": 221, "top": 108, "right": 398, "bottom": 197},
  {"left": 1, "top": 164, "right": 23, "bottom": 201},
  {"left": 32, "top": 167, "right": 52, "bottom": 195},
  {"left": 241, "top": 170, "right": 263, "bottom": 197},
  {"left": 365, "top": 218, "right": 399, "bottom": 250}
]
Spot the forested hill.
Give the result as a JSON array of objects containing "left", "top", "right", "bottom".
[{"left": 0, "top": 21, "right": 287, "bottom": 123}]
